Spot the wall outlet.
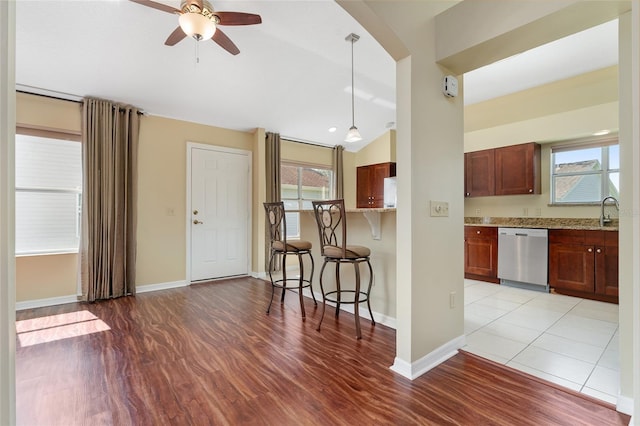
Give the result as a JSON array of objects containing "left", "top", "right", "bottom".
[
  {"left": 522, "top": 207, "right": 528, "bottom": 217},
  {"left": 449, "top": 291, "right": 456, "bottom": 308},
  {"left": 535, "top": 208, "right": 542, "bottom": 217},
  {"left": 167, "top": 208, "right": 175, "bottom": 216},
  {"left": 475, "top": 208, "right": 481, "bottom": 215},
  {"left": 430, "top": 201, "right": 449, "bottom": 217}
]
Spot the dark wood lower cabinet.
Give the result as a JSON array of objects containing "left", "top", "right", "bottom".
[
  {"left": 548, "top": 229, "right": 618, "bottom": 303},
  {"left": 464, "top": 226, "right": 499, "bottom": 284}
]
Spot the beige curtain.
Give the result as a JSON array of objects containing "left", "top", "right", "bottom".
[
  {"left": 265, "top": 132, "right": 281, "bottom": 203},
  {"left": 333, "top": 145, "right": 344, "bottom": 199},
  {"left": 80, "top": 97, "right": 139, "bottom": 302},
  {"left": 265, "top": 132, "right": 281, "bottom": 271}
]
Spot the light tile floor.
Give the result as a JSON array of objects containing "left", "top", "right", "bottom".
[{"left": 463, "top": 279, "right": 620, "bottom": 405}]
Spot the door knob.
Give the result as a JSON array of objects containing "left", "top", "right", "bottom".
[
  {"left": 193, "top": 220, "right": 203, "bottom": 225},
  {"left": 193, "top": 210, "right": 199, "bottom": 215}
]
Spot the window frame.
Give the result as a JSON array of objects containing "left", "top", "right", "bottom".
[
  {"left": 550, "top": 138, "right": 619, "bottom": 205},
  {"left": 280, "top": 161, "right": 334, "bottom": 240},
  {"left": 15, "top": 127, "right": 83, "bottom": 256}
]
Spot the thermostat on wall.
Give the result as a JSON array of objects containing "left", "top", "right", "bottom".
[{"left": 443, "top": 75, "right": 458, "bottom": 98}]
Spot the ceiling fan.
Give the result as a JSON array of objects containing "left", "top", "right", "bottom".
[{"left": 130, "top": 0, "right": 262, "bottom": 55}]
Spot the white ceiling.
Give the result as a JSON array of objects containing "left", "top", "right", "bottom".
[
  {"left": 464, "top": 19, "right": 619, "bottom": 106},
  {"left": 15, "top": 1, "right": 618, "bottom": 151}
]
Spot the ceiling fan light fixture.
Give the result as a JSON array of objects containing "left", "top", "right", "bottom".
[
  {"left": 179, "top": 12, "right": 216, "bottom": 41},
  {"left": 345, "top": 126, "right": 362, "bottom": 143}
]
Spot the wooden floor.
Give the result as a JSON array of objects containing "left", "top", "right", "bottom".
[{"left": 16, "top": 277, "right": 630, "bottom": 425}]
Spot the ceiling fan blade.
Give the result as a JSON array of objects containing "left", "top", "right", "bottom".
[
  {"left": 214, "top": 12, "right": 262, "bottom": 26},
  {"left": 165, "top": 26, "right": 187, "bottom": 46},
  {"left": 212, "top": 29, "right": 240, "bottom": 55},
  {"left": 129, "top": 0, "right": 180, "bottom": 14}
]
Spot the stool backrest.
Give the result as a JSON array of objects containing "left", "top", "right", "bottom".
[
  {"left": 263, "top": 202, "right": 287, "bottom": 246},
  {"left": 312, "top": 199, "right": 347, "bottom": 258}
]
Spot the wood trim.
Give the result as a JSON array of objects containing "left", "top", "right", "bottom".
[{"left": 15, "top": 125, "right": 81, "bottom": 142}]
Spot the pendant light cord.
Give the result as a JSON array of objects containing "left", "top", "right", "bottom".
[{"left": 350, "top": 37, "right": 355, "bottom": 127}]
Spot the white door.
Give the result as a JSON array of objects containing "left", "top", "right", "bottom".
[{"left": 190, "top": 147, "right": 250, "bottom": 281}]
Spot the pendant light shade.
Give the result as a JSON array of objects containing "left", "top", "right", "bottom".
[
  {"left": 345, "top": 126, "right": 362, "bottom": 143},
  {"left": 345, "top": 33, "right": 362, "bottom": 143}
]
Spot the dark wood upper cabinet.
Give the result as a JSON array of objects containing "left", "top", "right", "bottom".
[
  {"left": 495, "top": 142, "right": 541, "bottom": 195},
  {"left": 356, "top": 162, "right": 396, "bottom": 208},
  {"left": 464, "top": 142, "right": 541, "bottom": 197},
  {"left": 465, "top": 150, "right": 495, "bottom": 197}
]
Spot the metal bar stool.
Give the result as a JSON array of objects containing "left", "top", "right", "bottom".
[
  {"left": 311, "top": 199, "right": 375, "bottom": 339},
  {"left": 264, "top": 202, "right": 316, "bottom": 319}
]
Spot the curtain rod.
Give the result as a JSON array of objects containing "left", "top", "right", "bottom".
[
  {"left": 16, "top": 87, "right": 144, "bottom": 115},
  {"left": 274, "top": 135, "right": 338, "bottom": 150}
]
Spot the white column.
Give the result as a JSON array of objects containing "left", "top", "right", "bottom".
[{"left": 0, "top": 0, "right": 17, "bottom": 424}]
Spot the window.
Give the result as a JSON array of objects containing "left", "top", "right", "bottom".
[
  {"left": 281, "top": 163, "right": 333, "bottom": 239},
  {"left": 551, "top": 141, "right": 619, "bottom": 204},
  {"left": 15, "top": 133, "right": 82, "bottom": 254}
]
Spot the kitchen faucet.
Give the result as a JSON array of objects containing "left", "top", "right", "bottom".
[{"left": 600, "top": 196, "right": 619, "bottom": 227}]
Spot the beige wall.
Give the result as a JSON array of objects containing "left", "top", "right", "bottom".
[
  {"left": 299, "top": 211, "right": 397, "bottom": 320},
  {"left": 1, "top": 3, "right": 16, "bottom": 423},
  {"left": 278, "top": 139, "right": 397, "bottom": 311},
  {"left": 16, "top": 92, "right": 81, "bottom": 133},
  {"left": 16, "top": 254, "right": 77, "bottom": 301},
  {"left": 464, "top": 68, "right": 620, "bottom": 220},
  {"left": 15, "top": 94, "right": 82, "bottom": 301},
  {"left": 13, "top": 96, "right": 380, "bottom": 300},
  {"left": 617, "top": 9, "right": 638, "bottom": 408},
  {"left": 135, "top": 115, "right": 253, "bottom": 285},
  {"left": 354, "top": 129, "right": 396, "bottom": 166},
  {"left": 347, "top": 1, "right": 466, "bottom": 366},
  {"left": 14, "top": 93, "right": 256, "bottom": 299}
]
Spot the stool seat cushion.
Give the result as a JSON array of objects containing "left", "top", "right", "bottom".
[
  {"left": 323, "top": 245, "right": 370, "bottom": 259},
  {"left": 273, "top": 240, "right": 312, "bottom": 252}
]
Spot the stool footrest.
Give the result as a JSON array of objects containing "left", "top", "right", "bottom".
[
  {"left": 271, "top": 278, "right": 313, "bottom": 291},
  {"left": 323, "top": 289, "right": 369, "bottom": 304}
]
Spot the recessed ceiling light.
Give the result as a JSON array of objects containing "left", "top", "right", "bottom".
[
  {"left": 328, "top": 127, "right": 337, "bottom": 133},
  {"left": 593, "top": 130, "right": 610, "bottom": 136}
]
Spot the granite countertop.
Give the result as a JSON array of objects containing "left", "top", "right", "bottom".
[
  {"left": 464, "top": 217, "right": 619, "bottom": 231},
  {"left": 292, "top": 207, "right": 396, "bottom": 213}
]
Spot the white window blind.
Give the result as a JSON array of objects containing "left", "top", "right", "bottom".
[{"left": 15, "top": 134, "right": 82, "bottom": 254}]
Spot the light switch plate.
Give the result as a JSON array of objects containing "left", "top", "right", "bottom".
[{"left": 430, "top": 201, "right": 449, "bottom": 217}]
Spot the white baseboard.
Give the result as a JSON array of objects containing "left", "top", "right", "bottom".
[
  {"left": 16, "top": 294, "right": 79, "bottom": 311},
  {"left": 250, "top": 271, "right": 267, "bottom": 279},
  {"left": 389, "top": 335, "right": 466, "bottom": 380},
  {"left": 617, "top": 394, "right": 634, "bottom": 416},
  {"left": 301, "top": 288, "right": 397, "bottom": 329},
  {"left": 16, "top": 280, "right": 189, "bottom": 310},
  {"left": 136, "top": 280, "right": 188, "bottom": 293}
]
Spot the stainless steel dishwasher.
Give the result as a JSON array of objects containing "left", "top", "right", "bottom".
[{"left": 497, "top": 227, "right": 549, "bottom": 292}]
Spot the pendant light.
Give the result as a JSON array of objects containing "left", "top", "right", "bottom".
[{"left": 345, "top": 33, "right": 362, "bottom": 143}]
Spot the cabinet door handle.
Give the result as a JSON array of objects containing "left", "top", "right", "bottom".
[
  {"left": 596, "top": 248, "right": 602, "bottom": 254},
  {"left": 529, "top": 189, "right": 533, "bottom": 193},
  {"left": 587, "top": 248, "right": 593, "bottom": 253},
  {"left": 476, "top": 230, "right": 481, "bottom": 234},
  {"left": 466, "top": 192, "right": 470, "bottom": 197}
]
